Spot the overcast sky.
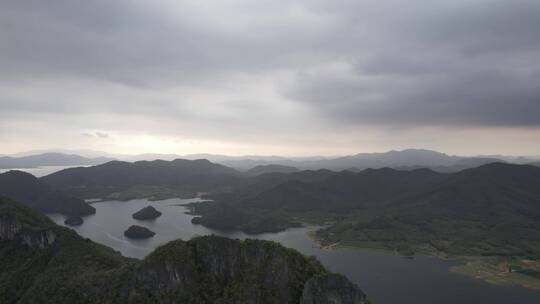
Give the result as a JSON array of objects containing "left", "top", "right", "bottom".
[{"left": 1, "top": 0, "right": 539, "bottom": 156}]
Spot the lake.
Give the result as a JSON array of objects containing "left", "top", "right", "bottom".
[{"left": 48, "top": 197, "right": 540, "bottom": 304}]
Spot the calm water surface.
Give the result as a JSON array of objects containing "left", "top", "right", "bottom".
[{"left": 48, "top": 198, "right": 540, "bottom": 304}]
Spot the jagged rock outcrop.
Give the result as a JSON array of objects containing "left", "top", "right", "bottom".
[
  {"left": 301, "top": 274, "right": 368, "bottom": 304},
  {"left": 0, "top": 213, "right": 22, "bottom": 240},
  {"left": 0, "top": 202, "right": 57, "bottom": 248},
  {"left": 132, "top": 236, "right": 327, "bottom": 303},
  {"left": 0, "top": 196, "right": 368, "bottom": 303}
]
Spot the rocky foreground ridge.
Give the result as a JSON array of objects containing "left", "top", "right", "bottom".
[{"left": 0, "top": 196, "right": 367, "bottom": 304}]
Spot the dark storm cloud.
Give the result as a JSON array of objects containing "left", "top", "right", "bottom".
[
  {"left": 0, "top": 0, "right": 333, "bottom": 86},
  {"left": 1, "top": 0, "right": 540, "bottom": 139},
  {"left": 283, "top": 0, "right": 540, "bottom": 127},
  {"left": 414, "top": 0, "right": 540, "bottom": 54},
  {"left": 0, "top": 1, "right": 221, "bottom": 85},
  {"left": 286, "top": 60, "right": 540, "bottom": 127}
]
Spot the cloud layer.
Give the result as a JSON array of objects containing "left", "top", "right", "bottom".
[{"left": 1, "top": 0, "right": 539, "bottom": 155}]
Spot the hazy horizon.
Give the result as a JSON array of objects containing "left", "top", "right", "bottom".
[{"left": 3, "top": 147, "right": 540, "bottom": 160}]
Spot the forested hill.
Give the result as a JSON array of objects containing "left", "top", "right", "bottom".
[
  {"left": 190, "top": 163, "right": 540, "bottom": 257},
  {"left": 40, "top": 158, "right": 244, "bottom": 199},
  {"left": 0, "top": 170, "right": 94, "bottom": 216}
]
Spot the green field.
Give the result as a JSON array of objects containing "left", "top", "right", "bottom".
[{"left": 451, "top": 259, "right": 540, "bottom": 290}]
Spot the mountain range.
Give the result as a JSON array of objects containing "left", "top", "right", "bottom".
[
  {"left": 2, "top": 153, "right": 540, "bottom": 293},
  {"left": 40, "top": 158, "right": 244, "bottom": 199},
  {"left": 6, "top": 148, "right": 540, "bottom": 172},
  {"left": 246, "top": 164, "right": 300, "bottom": 176},
  {"left": 4, "top": 152, "right": 539, "bottom": 256},
  {"left": 121, "top": 149, "right": 528, "bottom": 172}
]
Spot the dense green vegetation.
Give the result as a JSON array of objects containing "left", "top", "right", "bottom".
[
  {"left": 0, "top": 196, "right": 57, "bottom": 230},
  {"left": 41, "top": 159, "right": 244, "bottom": 199},
  {"left": 106, "top": 185, "right": 197, "bottom": 201},
  {"left": 0, "top": 197, "right": 366, "bottom": 303},
  {"left": 132, "top": 206, "right": 162, "bottom": 220},
  {"left": 314, "top": 163, "right": 540, "bottom": 258},
  {"left": 451, "top": 258, "right": 540, "bottom": 290},
  {"left": 63, "top": 216, "right": 83, "bottom": 226},
  {"left": 124, "top": 225, "right": 156, "bottom": 239},
  {"left": 247, "top": 164, "right": 300, "bottom": 175},
  {"left": 188, "top": 163, "right": 540, "bottom": 289},
  {"left": 191, "top": 163, "right": 540, "bottom": 257},
  {"left": 188, "top": 200, "right": 300, "bottom": 233}
]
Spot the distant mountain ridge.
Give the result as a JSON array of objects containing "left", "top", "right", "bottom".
[
  {"left": 155, "top": 149, "right": 525, "bottom": 172},
  {"left": 246, "top": 164, "right": 300, "bottom": 175},
  {"left": 8, "top": 148, "right": 538, "bottom": 172},
  {"left": 41, "top": 158, "right": 244, "bottom": 199},
  {"left": 183, "top": 149, "right": 467, "bottom": 170},
  {"left": 0, "top": 152, "right": 113, "bottom": 169}
]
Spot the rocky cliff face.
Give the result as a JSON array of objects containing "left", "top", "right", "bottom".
[
  {"left": 131, "top": 236, "right": 326, "bottom": 303},
  {"left": 301, "top": 274, "right": 368, "bottom": 304},
  {"left": 0, "top": 196, "right": 368, "bottom": 304},
  {"left": 0, "top": 214, "right": 57, "bottom": 249},
  {"left": 0, "top": 213, "right": 22, "bottom": 240}
]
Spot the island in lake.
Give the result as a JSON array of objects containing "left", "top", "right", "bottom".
[
  {"left": 132, "top": 205, "right": 162, "bottom": 220},
  {"left": 124, "top": 225, "right": 156, "bottom": 239},
  {"left": 64, "top": 216, "right": 83, "bottom": 226}
]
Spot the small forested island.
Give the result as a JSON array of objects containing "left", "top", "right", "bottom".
[
  {"left": 0, "top": 197, "right": 368, "bottom": 303},
  {"left": 191, "top": 216, "right": 203, "bottom": 225},
  {"left": 64, "top": 216, "right": 83, "bottom": 226},
  {"left": 132, "top": 206, "right": 162, "bottom": 220},
  {"left": 124, "top": 225, "right": 156, "bottom": 239}
]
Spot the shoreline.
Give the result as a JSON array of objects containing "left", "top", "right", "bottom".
[{"left": 306, "top": 230, "right": 540, "bottom": 291}]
